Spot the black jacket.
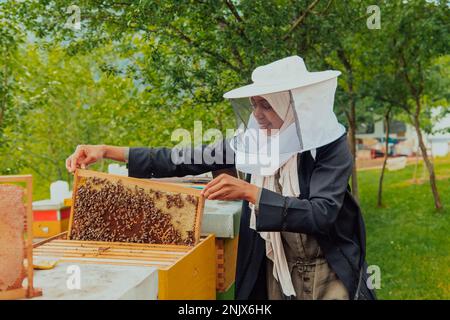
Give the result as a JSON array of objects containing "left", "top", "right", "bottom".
[{"left": 127, "top": 133, "right": 376, "bottom": 300}]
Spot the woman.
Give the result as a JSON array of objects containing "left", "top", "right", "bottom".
[{"left": 66, "top": 56, "right": 376, "bottom": 300}]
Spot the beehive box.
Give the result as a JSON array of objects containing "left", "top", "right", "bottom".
[
  {"left": 31, "top": 169, "right": 215, "bottom": 299},
  {"left": 63, "top": 182, "right": 242, "bottom": 298},
  {"left": 32, "top": 200, "right": 71, "bottom": 238},
  {"left": 0, "top": 175, "right": 41, "bottom": 299},
  {"left": 69, "top": 169, "right": 204, "bottom": 246},
  {"left": 33, "top": 232, "right": 216, "bottom": 299}
]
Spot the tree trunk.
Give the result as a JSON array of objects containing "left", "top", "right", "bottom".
[
  {"left": 377, "top": 110, "right": 391, "bottom": 207},
  {"left": 337, "top": 49, "right": 359, "bottom": 202},
  {"left": 413, "top": 145, "right": 420, "bottom": 183},
  {"left": 412, "top": 107, "right": 443, "bottom": 211},
  {"left": 398, "top": 52, "right": 442, "bottom": 210},
  {"left": 347, "top": 100, "right": 359, "bottom": 203}
]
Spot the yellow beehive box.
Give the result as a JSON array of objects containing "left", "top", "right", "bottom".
[
  {"left": 33, "top": 219, "right": 70, "bottom": 238},
  {"left": 32, "top": 200, "right": 71, "bottom": 238},
  {"left": 33, "top": 232, "right": 216, "bottom": 299}
]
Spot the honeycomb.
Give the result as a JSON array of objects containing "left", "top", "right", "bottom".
[
  {"left": 70, "top": 175, "right": 201, "bottom": 246},
  {"left": 0, "top": 184, "right": 26, "bottom": 291}
]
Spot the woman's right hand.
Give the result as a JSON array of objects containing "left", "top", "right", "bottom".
[{"left": 66, "top": 144, "right": 106, "bottom": 173}]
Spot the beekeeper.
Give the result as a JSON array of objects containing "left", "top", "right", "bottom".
[{"left": 66, "top": 56, "right": 376, "bottom": 300}]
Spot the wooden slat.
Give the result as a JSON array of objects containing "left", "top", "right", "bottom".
[
  {"left": 32, "top": 232, "right": 68, "bottom": 248},
  {"left": 0, "top": 175, "right": 32, "bottom": 183},
  {"left": 34, "top": 249, "right": 182, "bottom": 260},
  {"left": 34, "top": 243, "right": 186, "bottom": 260},
  {"left": 75, "top": 169, "right": 204, "bottom": 196},
  {"left": 33, "top": 255, "right": 173, "bottom": 267},
  {"left": 43, "top": 253, "right": 174, "bottom": 265},
  {"left": 34, "top": 245, "right": 186, "bottom": 257},
  {"left": 51, "top": 239, "right": 191, "bottom": 251},
  {"left": 33, "top": 248, "right": 183, "bottom": 261},
  {"left": 0, "top": 288, "right": 27, "bottom": 300}
]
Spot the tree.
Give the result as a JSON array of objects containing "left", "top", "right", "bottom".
[
  {"left": 314, "top": 1, "right": 377, "bottom": 202},
  {"left": 18, "top": 0, "right": 377, "bottom": 200},
  {"left": 4, "top": 0, "right": 448, "bottom": 207},
  {"left": 0, "top": 1, "right": 25, "bottom": 174},
  {"left": 377, "top": 0, "right": 448, "bottom": 210}
]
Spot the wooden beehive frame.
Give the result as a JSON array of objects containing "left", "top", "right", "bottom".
[
  {"left": 0, "top": 175, "right": 41, "bottom": 299},
  {"left": 68, "top": 169, "right": 205, "bottom": 246}
]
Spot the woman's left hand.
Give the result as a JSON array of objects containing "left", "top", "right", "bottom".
[{"left": 201, "top": 174, "right": 259, "bottom": 204}]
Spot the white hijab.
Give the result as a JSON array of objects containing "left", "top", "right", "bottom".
[{"left": 247, "top": 91, "right": 316, "bottom": 297}]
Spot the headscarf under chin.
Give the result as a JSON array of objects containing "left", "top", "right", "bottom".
[{"left": 248, "top": 91, "right": 302, "bottom": 298}]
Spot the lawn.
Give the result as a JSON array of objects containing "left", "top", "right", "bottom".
[{"left": 359, "top": 155, "right": 450, "bottom": 299}]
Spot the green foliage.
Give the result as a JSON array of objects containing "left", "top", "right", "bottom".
[{"left": 0, "top": 0, "right": 448, "bottom": 299}]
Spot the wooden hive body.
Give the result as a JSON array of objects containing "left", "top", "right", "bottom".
[{"left": 33, "top": 232, "right": 216, "bottom": 299}]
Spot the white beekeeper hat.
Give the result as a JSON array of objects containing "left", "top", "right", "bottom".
[
  {"left": 223, "top": 56, "right": 341, "bottom": 98},
  {"left": 224, "top": 56, "right": 346, "bottom": 176}
]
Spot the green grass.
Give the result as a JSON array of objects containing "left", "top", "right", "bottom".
[{"left": 359, "top": 155, "right": 450, "bottom": 299}]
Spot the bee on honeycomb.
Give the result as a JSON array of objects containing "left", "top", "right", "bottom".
[{"left": 71, "top": 177, "right": 196, "bottom": 246}]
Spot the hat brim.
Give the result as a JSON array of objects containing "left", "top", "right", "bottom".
[{"left": 223, "top": 70, "right": 341, "bottom": 99}]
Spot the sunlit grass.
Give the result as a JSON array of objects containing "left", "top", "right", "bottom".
[{"left": 359, "top": 154, "right": 449, "bottom": 299}]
